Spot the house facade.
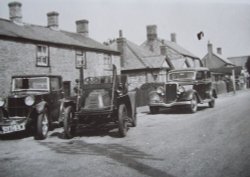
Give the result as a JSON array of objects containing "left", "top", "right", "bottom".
[
  {"left": 0, "top": 2, "right": 120, "bottom": 97},
  {"left": 141, "top": 25, "right": 202, "bottom": 69},
  {"left": 107, "top": 30, "right": 171, "bottom": 90}
]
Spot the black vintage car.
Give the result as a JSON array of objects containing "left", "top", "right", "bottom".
[
  {"left": 148, "top": 67, "right": 217, "bottom": 114},
  {"left": 62, "top": 65, "right": 137, "bottom": 138},
  {"left": 0, "top": 75, "right": 64, "bottom": 139}
]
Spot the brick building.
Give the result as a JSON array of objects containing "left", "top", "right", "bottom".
[
  {"left": 141, "top": 25, "right": 202, "bottom": 69},
  {"left": 107, "top": 30, "right": 172, "bottom": 90},
  {"left": 0, "top": 2, "right": 120, "bottom": 97}
]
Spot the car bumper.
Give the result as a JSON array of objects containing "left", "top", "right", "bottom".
[
  {"left": 0, "top": 117, "right": 27, "bottom": 134},
  {"left": 149, "top": 100, "right": 192, "bottom": 108}
]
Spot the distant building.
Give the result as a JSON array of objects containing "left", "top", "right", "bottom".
[
  {"left": 0, "top": 2, "right": 120, "bottom": 97},
  {"left": 228, "top": 55, "right": 250, "bottom": 70},
  {"left": 107, "top": 30, "right": 172, "bottom": 90},
  {"left": 141, "top": 25, "right": 202, "bottom": 69}
]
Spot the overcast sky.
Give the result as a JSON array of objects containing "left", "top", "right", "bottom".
[{"left": 1, "top": 0, "right": 250, "bottom": 58}]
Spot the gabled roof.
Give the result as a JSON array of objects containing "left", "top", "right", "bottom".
[
  {"left": 0, "top": 18, "right": 118, "bottom": 54},
  {"left": 202, "top": 53, "right": 234, "bottom": 69},
  {"left": 109, "top": 39, "right": 171, "bottom": 71},
  {"left": 141, "top": 38, "right": 199, "bottom": 59}
]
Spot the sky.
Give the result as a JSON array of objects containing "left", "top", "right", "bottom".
[{"left": 0, "top": 0, "right": 250, "bottom": 58}]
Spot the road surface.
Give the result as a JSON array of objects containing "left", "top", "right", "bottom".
[{"left": 0, "top": 90, "right": 250, "bottom": 177}]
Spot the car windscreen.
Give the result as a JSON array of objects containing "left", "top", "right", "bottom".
[
  {"left": 12, "top": 77, "right": 49, "bottom": 91},
  {"left": 84, "top": 76, "right": 113, "bottom": 85},
  {"left": 168, "top": 71, "right": 195, "bottom": 81}
]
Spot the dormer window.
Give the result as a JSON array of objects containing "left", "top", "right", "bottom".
[{"left": 36, "top": 45, "right": 49, "bottom": 67}]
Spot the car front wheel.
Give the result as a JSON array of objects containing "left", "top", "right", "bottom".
[
  {"left": 118, "top": 104, "right": 128, "bottom": 137},
  {"left": 35, "top": 108, "right": 49, "bottom": 140},
  {"left": 64, "top": 106, "right": 76, "bottom": 139},
  {"left": 150, "top": 106, "right": 159, "bottom": 114},
  {"left": 188, "top": 94, "right": 198, "bottom": 113}
]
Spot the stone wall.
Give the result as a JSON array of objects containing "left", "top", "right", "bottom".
[{"left": 0, "top": 39, "right": 120, "bottom": 96}]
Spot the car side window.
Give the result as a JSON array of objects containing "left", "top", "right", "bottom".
[
  {"left": 196, "top": 71, "right": 205, "bottom": 80},
  {"left": 50, "top": 77, "right": 60, "bottom": 91}
]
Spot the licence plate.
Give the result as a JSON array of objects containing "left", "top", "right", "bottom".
[{"left": 1, "top": 123, "right": 26, "bottom": 134}]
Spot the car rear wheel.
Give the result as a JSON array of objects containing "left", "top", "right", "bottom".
[
  {"left": 208, "top": 99, "right": 215, "bottom": 108},
  {"left": 35, "top": 108, "right": 49, "bottom": 140},
  {"left": 118, "top": 104, "right": 128, "bottom": 137},
  {"left": 64, "top": 106, "right": 76, "bottom": 139},
  {"left": 150, "top": 106, "right": 159, "bottom": 114},
  {"left": 188, "top": 94, "right": 198, "bottom": 113}
]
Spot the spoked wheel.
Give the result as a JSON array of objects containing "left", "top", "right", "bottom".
[
  {"left": 36, "top": 108, "right": 49, "bottom": 140},
  {"left": 64, "top": 106, "right": 76, "bottom": 139},
  {"left": 150, "top": 106, "right": 159, "bottom": 114},
  {"left": 118, "top": 104, "right": 128, "bottom": 137},
  {"left": 188, "top": 94, "right": 198, "bottom": 113}
]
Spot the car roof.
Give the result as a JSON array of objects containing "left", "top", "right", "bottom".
[
  {"left": 169, "top": 67, "right": 210, "bottom": 73},
  {"left": 12, "top": 75, "right": 62, "bottom": 78}
]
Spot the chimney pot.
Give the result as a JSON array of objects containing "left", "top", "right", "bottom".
[
  {"left": 146, "top": 25, "right": 157, "bottom": 41},
  {"left": 119, "top": 30, "right": 123, "bottom": 38},
  {"left": 171, "top": 33, "right": 177, "bottom": 43},
  {"left": 76, "top": 20, "right": 89, "bottom": 37},
  {"left": 47, "top": 11, "right": 59, "bottom": 29},
  {"left": 217, "top": 47, "right": 222, "bottom": 55},
  {"left": 8, "top": 1, "right": 22, "bottom": 23}
]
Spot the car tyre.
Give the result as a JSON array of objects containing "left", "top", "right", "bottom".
[
  {"left": 131, "top": 113, "right": 137, "bottom": 127},
  {"left": 188, "top": 94, "right": 198, "bottom": 113},
  {"left": 35, "top": 108, "right": 49, "bottom": 140},
  {"left": 150, "top": 106, "right": 159, "bottom": 114},
  {"left": 208, "top": 99, "right": 215, "bottom": 108},
  {"left": 64, "top": 106, "right": 76, "bottom": 139},
  {"left": 118, "top": 104, "right": 128, "bottom": 137}
]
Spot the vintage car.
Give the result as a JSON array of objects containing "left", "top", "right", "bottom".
[
  {"left": 62, "top": 65, "right": 137, "bottom": 138},
  {"left": 149, "top": 67, "right": 217, "bottom": 114},
  {"left": 0, "top": 75, "right": 64, "bottom": 139}
]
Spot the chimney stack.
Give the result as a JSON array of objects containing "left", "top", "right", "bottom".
[
  {"left": 117, "top": 30, "right": 126, "bottom": 67},
  {"left": 208, "top": 42, "right": 213, "bottom": 55},
  {"left": 76, "top": 20, "right": 89, "bottom": 37},
  {"left": 8, "top": 1, "right": 22, "bottom": 23},
  {"left": 217, "top": 47, "right": 222, "bottom": 55},
  {"left": 146, "top": 25, "right": 157, "bottom": 41},
  {"left": 47, "top": 11, "right": 59, "bottom": 29},
  {"left": 171, "top": 33, "right": 177, "bottom": 43}
]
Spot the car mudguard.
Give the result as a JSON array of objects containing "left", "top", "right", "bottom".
[
  {"left": 127, "top": 91, "right": 137, "bottom": 119},
  {"left": 35, "top": 101, "right": 48, "bottom": 114},
  {"left": 180, "top": 89, "right": 201, "bottom": 102}
]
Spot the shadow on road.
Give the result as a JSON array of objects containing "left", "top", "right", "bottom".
[
  {"left": 146, "top": 106, "right": 209, "bottom": 115},
  {"left": 0, "top": 131, "right": 31, "bottom": 140},
  {"left": 50, "top": 124, "right": 134, "bottom": 139},
  {"left": 39, "top": 140, "right": 176, "bottom": 177}
]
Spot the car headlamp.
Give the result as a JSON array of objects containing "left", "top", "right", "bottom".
[
  {"left": 156, "top": 86, "right": 164, "bottom": 95},
  {"left": 0, "top": 97, "right": 5, "bottom": 107},
  {"left": 178, "top": 86, "right": 185, "bottom": 93},
  {"left": 25, "top": 96, "right": 35, "bottom": 106}
]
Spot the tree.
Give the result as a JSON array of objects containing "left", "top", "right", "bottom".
[{"left": 246, "top": 56, "right": 250, "bottom": 74}]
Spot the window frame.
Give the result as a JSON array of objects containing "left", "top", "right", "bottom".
[{"left": 36, "top": 45, "right": 50, "bottom": 67}]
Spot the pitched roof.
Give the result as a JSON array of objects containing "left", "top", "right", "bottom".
[
  {"left": 202, "top": 53, "right": 234, "bottom": 69},
  {"left": 141, "top": 38, "right": 199, "bottom": 59},
  {"left": 109, "top": 39, "right": 171, "bottom": 71},
  {"left": 0, "top": 18, "right": 118, "bottom": 54}
]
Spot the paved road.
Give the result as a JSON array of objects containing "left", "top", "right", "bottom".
[{"left": 0, "top": 90, "right": 250, "bottom": 177}]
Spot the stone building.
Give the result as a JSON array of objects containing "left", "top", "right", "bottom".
[
  {"left": 141, "top": 25, "right": 202, "bottom": 69},
  {"left": 107, "top": 30, "right": 172, "bottom": 90},
  {"left": 0, "top": 2, "right": 120, "bottom": 97}
]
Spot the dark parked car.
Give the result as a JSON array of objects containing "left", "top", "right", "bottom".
[
  {"left": 61, "top": 65, "right": 137, "bottom": 138},
  {"left": 0, "top": 75, "right": 64, "bottom": 139},
  {"left": 149, "top": 67, "right": 217, "bottom": 114}
]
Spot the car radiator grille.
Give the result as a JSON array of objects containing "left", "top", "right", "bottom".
[
  {"left": 8, "top": 98, "right": 29, "bottom": 117},
  {"left": 165, "top": 84, "right": 177, "bottom": 103}
]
